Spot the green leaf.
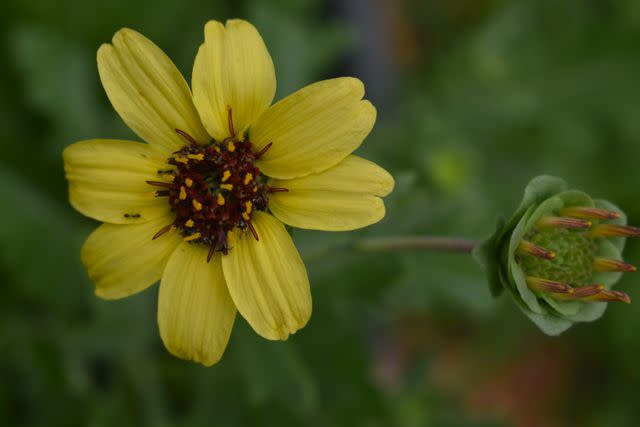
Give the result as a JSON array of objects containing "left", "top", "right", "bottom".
[{"left": 232, "top": 322, "right": 318, "bottom": 415}]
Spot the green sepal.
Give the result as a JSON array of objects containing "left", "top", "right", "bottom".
[
  {"left": 473, "top": 174, "right": 630, "bottom": 336},
  {"left": 472, "top": 175, "right": 568, "bottom": 299},
  {"left": 472, "top": 217, "right": 506, "bottom": 297}
]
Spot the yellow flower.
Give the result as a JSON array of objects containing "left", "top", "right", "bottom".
[{"left": 63, "top": 19, "right": 394, "bottom": 366}]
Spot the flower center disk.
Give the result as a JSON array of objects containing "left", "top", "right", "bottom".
[
  {"left": 521, "top": 228, "right": 596, "bottom": 284},
  {"left": 155, "top": 138, "right": 269, "bottom": 255}
]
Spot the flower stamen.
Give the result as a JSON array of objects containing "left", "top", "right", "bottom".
[
  {"left": 254, "top": 142, "right": 273, "bottom": 159},
  {"left": 593, "top": 257, "right": 637, "bottom": 272},
  {"left": 184, "top": 232, "right": 201, "bottom": 242},
  {"left": 247, "top": 220, "right": 259, "bottom": 241},
  {"left": 152, "top": 224, "right": 175, "bottom": 240},
  {"left": 536, "top": 216, "right": 592, "bottom": 230},
  {"left": 589, "top": 224, "right": 640, "bottom": 238},
  {"left": 146, "top": 180, "right": 173, "bottom": 188},
  {"left": 517, "top": 240, "right": 556, "bottom": 260},
  {"left": 207, "top": 244, "right": 216, "bottom": 263},
  {"left": 227, "top": 108, "right": 235, "bottom": 138},
  {"left": 526, "top": 276, "right": 574, "bottom": 295},
  {"left": 586, "top": 290, "right": 631, "bottom": 303},
  {"left": 265, "top": 185, "right": 289, "bottom": 193},
  {"left": 553, "top": 284, "right": 604, "bottom": 300},
  {"left": 560, "top": 206, "right": 621, "bottom": 220},
  {"left": 156, "top": 134, "right": 271, "bottom": 256},
  {"left": 175, "top": 128, "right": 201, "bottom": 146}
]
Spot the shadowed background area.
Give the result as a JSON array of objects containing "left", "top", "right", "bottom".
[{"left": 1, "top": 0, "right": 640, "bottom": 426}]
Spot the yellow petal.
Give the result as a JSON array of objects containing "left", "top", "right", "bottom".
[
  {"left": 251, "top": 77, "right": 376, "bottom": 179},
  {"left": 98, "top": 28, "right": 209, "bottom": 153},
  {"left": 192, "top": 20, "right": 276, "bottom": 141},
  {"left": 268, "top": 155, "right": 394, "bottom": 231},
  {"left": 64, "top": 139, "right": 172, "bottom": 224},
  {"left": 158, "top": 243, "right": 236, "bottom": 366},
  {"left": 81, "top": 215, "right": 181, "bottom": 300},
  {"left": 221, "top": 212, "right": 311, "bottom": 340}
]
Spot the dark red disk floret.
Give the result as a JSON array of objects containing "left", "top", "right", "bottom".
[{"left": 149, "top": 137, "right": 270, "bottom": 257}]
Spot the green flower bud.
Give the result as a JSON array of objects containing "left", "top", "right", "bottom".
[{"left": 473, "top": 175, "right": 637, "bottom": 335}]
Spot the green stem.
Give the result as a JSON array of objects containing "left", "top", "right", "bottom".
[
  {"left": 305, "top": 235, "right": 477, "bottom": 261},
  {"left": 354, "top": 236, "right": 477, "bottom": 254}
]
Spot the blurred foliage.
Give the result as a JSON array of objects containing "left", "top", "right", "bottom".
[{"left": 2, "top": 0, "right": 640, "bottom": 426}]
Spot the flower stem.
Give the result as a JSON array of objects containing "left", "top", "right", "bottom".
[
  {"left": 354, "top": 236, "right": 477, "bottom": 254},
  {"left": 304, "top": 235, "right": 477, "bottom": 262}
]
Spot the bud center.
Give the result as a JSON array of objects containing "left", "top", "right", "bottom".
[{"left": 520, "top": 228, "right": 596, "bottom": 285}]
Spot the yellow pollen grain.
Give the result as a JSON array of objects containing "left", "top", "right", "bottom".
[
  {"left": 193, "top": 199, "right": 203, "bottom": 211},
  {"left": 244, "top": 173, "right": 253, "bottom": 185},
  {"left": 185, "top": 219, "right": 194, "bottom": 228},
  {"left": 214, "top": 146, "right": 221, "bottom": 154},
  {"left": 227, "top": 141, "right": 236, "bottom": 152},
  {"left": 217, "top": 193, "right": 226, "bottom": 206},
  {"left": 242, "top": 212, "right": 250, "bottom": 221},
  {"left": 187, "top": 153, "right": 204, "bottom": 161},
  {"left": 185, "top": 178, "right": 193, "bottom": 188},
  {"left": 245, "top": 201, "right": 253, "bottom": 213},
  {"left": 179, "top": 186, "right": 187, "bottom": 200},
  {"left": 253, "top": 186, "right": 258, "bottom": 193},
  {"left": 221, "top": 170, "right": 231, "bottom": 182},
  {"left": 220, "top": 183, "right": 233, "bottom": 191},
  {"left": 175, "top": 157, "right": 189, "bottom": 164},
  {"left": 183, "top": 232, "right": 201, "bottom": 242}
]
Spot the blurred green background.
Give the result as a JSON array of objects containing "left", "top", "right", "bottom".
[{"left": 2, "top": 0, "right": 640, "bottom": 425}]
